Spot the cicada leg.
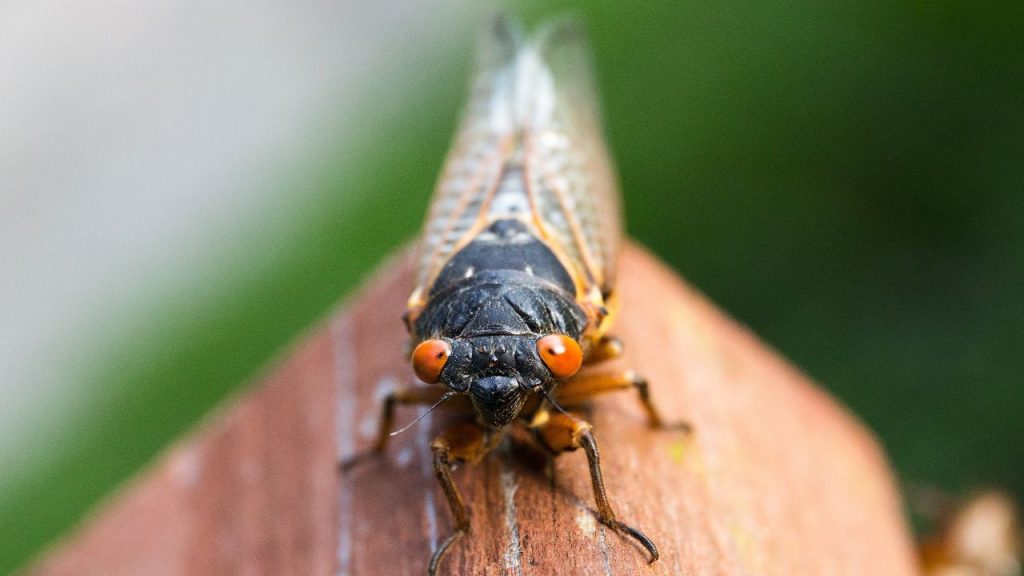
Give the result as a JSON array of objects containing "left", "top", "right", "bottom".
[
  {"left": 535, "top": 411, "right": 659, "bottom": 564},
  {"left": 580, "top": 334, "right": 688, "bottom": 428},
  {"left": 428, "top": 421, "right": 497, "bottom": 576},
  {"left": 555, "top": 368, "right": 690, "bottom": 431},
  {"left": 583, "top": 334, "right": 624, "bottom": 365},
  {"left": 339, "top": 385, "right": 451, "bottom": 472}
]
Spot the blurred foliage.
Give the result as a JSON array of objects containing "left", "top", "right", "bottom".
[
  {"left": 574, "top": 0, "right": 1024, "bottom": 503},
  {"left": 4, "top": 0, "right": 1023, "bottom": 572}
]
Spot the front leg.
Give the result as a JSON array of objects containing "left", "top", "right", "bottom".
[
  {"left": 428, "top": 421, "right": 496, "bottom": 576},
  {"left": 339, "top": 385, "right": 450, "bottom": 471},
  {"left": 535, "top": 411, "right": 659, "bottom": 564}
]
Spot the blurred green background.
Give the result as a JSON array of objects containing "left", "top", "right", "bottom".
[{"left": 3, "top": 1, "right": 1022, "bottom": 572}]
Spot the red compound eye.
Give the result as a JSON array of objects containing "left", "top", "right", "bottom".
[
  {"left": 411, "top": 339, "right": 452, "bottom": 384},
  {"left": 537, "top": 334, "right": 583, "bottom": 379}
]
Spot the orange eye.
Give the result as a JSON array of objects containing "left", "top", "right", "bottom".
[
  {"left": 412, "top": 339, "right": 452, "bottom": 384},
  {"left": 537, "top": 334, "right": 583, "bottom": 379}
]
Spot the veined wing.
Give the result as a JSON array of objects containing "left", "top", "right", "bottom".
[
  {"left": 409, "top": 16, "right": 523, "bottom": 311},
  {"left": 521, "top": 19, "right": 621, "bottom": 302},
  {"left": 410, "top": 16, "right": 621, "bottom": 317}
]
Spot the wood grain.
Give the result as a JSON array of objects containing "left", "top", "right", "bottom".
[{"left": 26, "top": 244, "right": 922, "bottom": 576}]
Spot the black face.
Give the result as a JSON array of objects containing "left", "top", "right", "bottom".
[
  {"left": 438, "top": 334, "right": 552, "bottom": 428},
  {"left": 412, "top": 220, "right": 590, "bottom": 428}
]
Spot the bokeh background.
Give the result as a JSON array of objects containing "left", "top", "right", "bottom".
[{"left": 2, "top": 0, "right": 1021, "bottom": 572}]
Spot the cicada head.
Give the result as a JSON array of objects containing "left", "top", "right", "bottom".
[{"left": 411, "top": 333, "right": 582, "bottom": 428}]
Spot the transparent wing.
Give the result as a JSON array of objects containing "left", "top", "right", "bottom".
[
  {"left": 521, "top": 19, "right": 621, "bottom": 297},
  {"left": 411, "top": 16, "right": 523, "bottom": 305},
  {"left": 410, "top": 16, "right": 621, "bottom": 312}
]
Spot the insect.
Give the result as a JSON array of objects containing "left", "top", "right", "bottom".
[
  {"left": 344, "top": 15, "right": 685, "bottom": 574},
  {"left": 918, "top": 490, "right": 1021, "bottom": 576}
]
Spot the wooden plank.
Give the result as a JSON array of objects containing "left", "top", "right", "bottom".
[{"left": 26, "top": 245, "right": 921, "bottom": 575}]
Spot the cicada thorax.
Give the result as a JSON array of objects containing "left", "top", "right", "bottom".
[
  {"left": 405, "top": 145, "right": 614, "bottom": 342},
  {"left": 405, "top": 163, "right": 614, "bottom": 342},
  {"left": 410, "top": 218, "right": 590, "bottom": 427},
  {"left": 413, "top": 219, "right": 586, "bottom": 340}
]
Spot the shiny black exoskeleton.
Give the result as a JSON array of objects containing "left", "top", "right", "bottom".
[{"left": 414, "top": 219, "right": 586, "bottom": 428}]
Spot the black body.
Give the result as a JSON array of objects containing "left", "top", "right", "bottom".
[{"left": 414, "top": 219, "right": 587, "bottom": 428}]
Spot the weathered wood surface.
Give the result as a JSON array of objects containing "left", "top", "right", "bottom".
[{"left": 26, "top": 245, "right": 922, "bottom": 576}]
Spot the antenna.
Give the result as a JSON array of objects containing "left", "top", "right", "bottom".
[
  {"left": 389, "top": 391, "right": 457, "bottom": 437},
  {"left": 540, "top": 387, "right": 569, "bottom": 416}
]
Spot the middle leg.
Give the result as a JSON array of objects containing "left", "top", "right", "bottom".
[{"left": 554, "top": 369, "right": 689, "bottom": 431}]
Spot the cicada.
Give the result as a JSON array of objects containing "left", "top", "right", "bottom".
[{"left": 346, "top": 16, "right": 684, "bottom": 574}]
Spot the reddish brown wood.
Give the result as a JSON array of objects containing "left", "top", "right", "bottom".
[{"left": 26, "top": 245, "right": 922, "bottom": 576}]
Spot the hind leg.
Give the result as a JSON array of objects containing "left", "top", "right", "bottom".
[{"left": 535, "top": 411, "right": 659, "bottom": 563}]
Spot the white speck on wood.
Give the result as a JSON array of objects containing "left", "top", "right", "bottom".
[
  {"left": 331, "top": 316, "right": 355, "bottom": 576},
  {"left": 375, "top": 376, "right": 399, "bottom": 400},
  {"left": 500, "top": 450, "right": 524, "bottom": 575},
  {"left": 597, "top": 525, "right": 613, "bottom": 576},
  {"left": 415, "top": 406, "right": 438, "bottom": 549},
  {"left": 358, "top": 416, "right": 377, "bottom": 440},
  {"left": 168, "top": 445, "right": 202, "bottom": 487},
  {"left": 396, "top": 447, "right": 413, "bottom": 468},
  {"left": 576, "top": 507, "right": 597, "bottom": 538}
]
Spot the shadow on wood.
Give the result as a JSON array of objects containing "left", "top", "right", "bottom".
[{"left": 25, "top": 245, "right": 922, "bottom": 575}]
